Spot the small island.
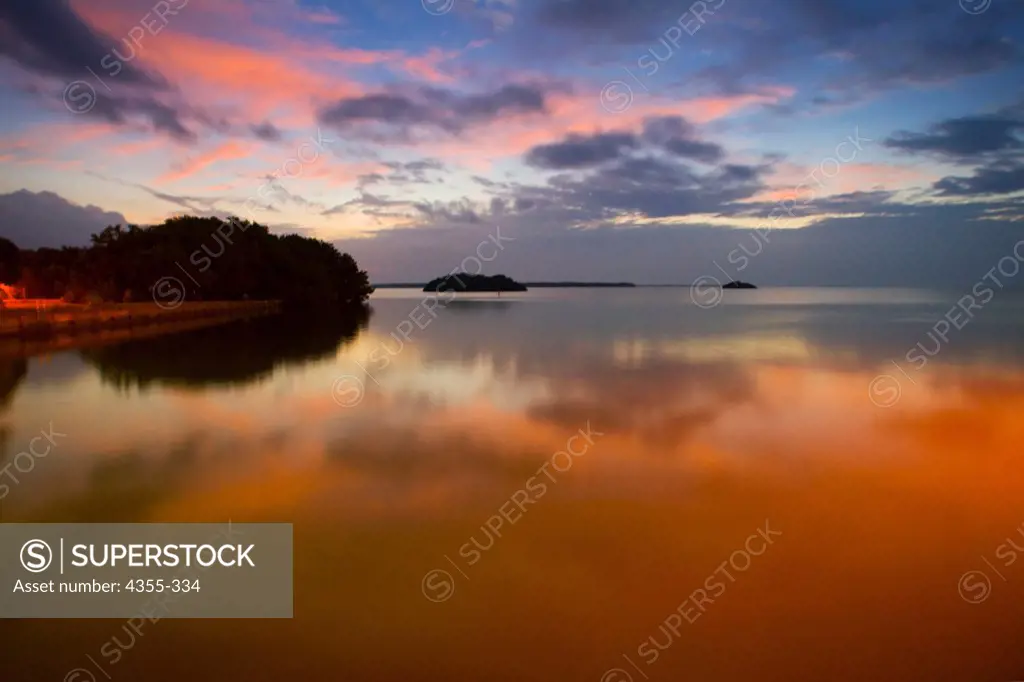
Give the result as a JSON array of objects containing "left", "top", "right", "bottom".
[
  {"left": 722, "top": 280, "right": 757, "bottom": 289},
  {"left": 423, "top": 274, "right": 527, "bottom": 293}
]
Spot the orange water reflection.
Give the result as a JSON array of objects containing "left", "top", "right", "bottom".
[{"left": 1, "top": 292, "right": 1023, "bottom": 681}]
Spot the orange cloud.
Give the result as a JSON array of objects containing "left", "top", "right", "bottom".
[
  {"left": 839, "top": 163, "right": 938, "bottom": 192},
  {"left": 150, "top": 35, "right": 358, "bottom": 124},
  {"left": 158, "top": 141, "right": 252, "bottom": 184},
  {"left": 71, "top": 0, "right": 459, "bottom": 130},
  {"left": 111, "top": 137, "right": 167, "bottom": 156},
  {"left": 398, "top": 48, "right": 459, "bottom": 84},
  {"left": 0, "top": 122, "right": 119, "bottom": 170},
  {"left": 752, "top": 161, "right": 937, "bottom": 203},
  {"left": 305, "top": 8, "right": 345, "bottom": 25},
  {"left": 70, "top": 0, "right": 371, "bottom": 127},
  {"left": 300, "top": 162, "right": 392, "bottom": 187}
]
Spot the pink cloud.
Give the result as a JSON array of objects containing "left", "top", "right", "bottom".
[
  {"left": 0, "top": 122, "right": 119, "bottom": 167},
  {"left": 110, "top": 137, "right": 167, "bottom": 156},
  {"left": 304, "top": 7, "right": 345, "bottom": 25},
  {"left": 69, "top": 0, "right": 450, "bottom": 132},
  {"left": 839, "top": 163, "right": 939, "bottom": 192},
  {"left": 158, "top": 141, "right": 252, "bottom": 184},
  {"left": 300, "top": 162, "right": 392, "bottom": 187},
  {"left": 399, "top": 48, "right": 460, "bottom": 84},
  {"left": 754, "top": 160, "right": 938, "bottom": 202},
  {"left": 416, "top": 87, "right": 795, "bottom": 169}
]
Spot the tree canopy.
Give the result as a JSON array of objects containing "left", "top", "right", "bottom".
[
  {"left": 8, "top": 216, "right": 373, "bottom": 307},
  {"left": 0, "top": 237, "right": 19, "bottom": 285}
]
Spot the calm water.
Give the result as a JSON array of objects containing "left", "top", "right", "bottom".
[{"left": 2, "top": 287, "right": 1024, "bottom": 681}]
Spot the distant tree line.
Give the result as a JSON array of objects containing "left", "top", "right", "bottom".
[{"left": 0, "top": 216, "right": 374, "bottom": 308}]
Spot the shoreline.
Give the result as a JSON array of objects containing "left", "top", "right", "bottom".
[
  {"left": 0, "top": 300, "right": 281, "bottom": 358},
  {"left": 373, "top": 282, "right": 637, "bottom": 289}
]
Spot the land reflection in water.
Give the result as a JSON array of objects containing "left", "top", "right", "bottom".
[{"left": 1, "top": 288, "right": 1023, "bottom": 682}]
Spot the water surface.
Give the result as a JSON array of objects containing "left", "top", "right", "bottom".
[{"left": 2, "top": 287, "right": 1023, "bottom": 681}]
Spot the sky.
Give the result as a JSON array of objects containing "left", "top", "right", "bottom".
[{"left": 0, "top": 0, "right": 1022, "bottom": 285}]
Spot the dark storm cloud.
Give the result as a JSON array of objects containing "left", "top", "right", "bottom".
[
  {"left": 525, "top": 132, "right": 639, "bottom": 169},
  {"left": 517, "top": 150, "right": 767, "bottom": 220},
  {"left": 250, "top": 122, "right": 283, "bottom": 142},
  {"left": 0, "top": 0, "right": 165, "bottom": 86},
  {"left": 396, "top": 159, "right": 445, "bottom": 172},
  {"left": 884, "top": 104, "right": 1024, "bottom": 197},
  {"left": 413, "top": 199, "right": 482, "bottom": 224},
  {"left": 356, "top": 173, "right": 387, "bottom": 188},
  {"left": 0, "top": 0, "right": 314, "bottom": 146},
  {"left": 321, "top": 93, "right": 429, "bottom": 127},
  {"left": 529, "top": 0, "right": 1021, "bottom": 102},
  {"left": 472, "top": 175, "right": 500, "bottom": 188},
  {"left": 721, "top": 190, "right": 903, "bottom": 221},
  {"left": 383, "top": 159, "right": 446, "bottom": 183},
  {"left": 83, "top": 91, "right": 197, "bottom": 142},
  {"left": 890, "top": 32, "right": 1019, "bottom": 85},
  {"left": 518, "top": 117, "right": 756, "bottom": 217},
  {"left": 934, "top": 161, "right": 1024, "bottom": 197},
  {"left": 356, "top": 159, "right": 446, "bottom": 191},
  {"left": 717, "top": 164, "right": 759, "bottom": 184},
  {"left": 460, "top": 83, "right": 546, "bottom": 118},
  {"left": 641, "top": 115, "right": 725, "bottom": 163},
  {"left": 660, "top": 138, "right": 725, "bottom": 164},
  {"left": 0, "top": 0, "right": 215, "bottom": 143},
  {"left": 574, "top": 157, "right": 764, "bottom": 218},
  {"left": 524, "top": 116, "right": 724, "bottom": 171},
  {"left": 885, "top": 115, "right": 1024, "bottom": 160},
  {"left": 533, "top": 0, "right": 695, "bottom": 43},
  {"left": 788, "top": 190, "right": 898, "bottom": 213},
  {"left": 812, "top": 7, "right": 1021, "bottom": 96},
  {"left": 318, "top": 83, "right": 550, "bottom": 135}
]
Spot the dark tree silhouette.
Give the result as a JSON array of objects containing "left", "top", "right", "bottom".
[
  {"left": 0, "top": 237, "right": 19, "bottom": 285},
  {"left": 423, "top": 273, "right": 527, "bottom": 293},
  {"left": 10, "top": 216, "right": 374, "bottom": 307}
]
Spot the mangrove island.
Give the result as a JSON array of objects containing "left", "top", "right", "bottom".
[
  {"left": 0, "top": 216, "right": 374, "bottom": 349},
  {"left": 423, "top": 274, "right": 527, "bottom": 293}
]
